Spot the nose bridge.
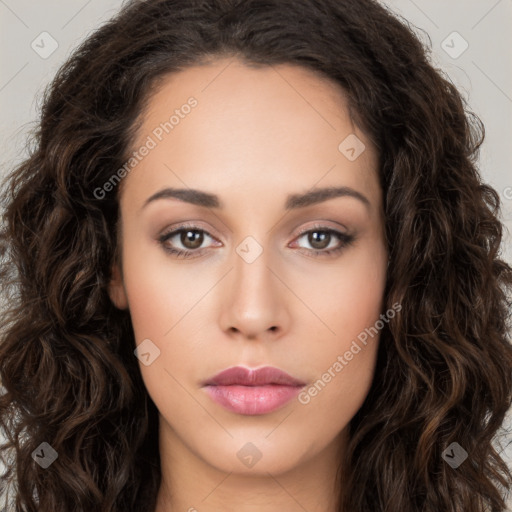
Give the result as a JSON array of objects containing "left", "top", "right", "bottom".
[
  {"left": 232, "top": 234, "right": 277, "bottom": 307},
  {"left": 220, "top": 233, "right": 287, "bottom": 336}
]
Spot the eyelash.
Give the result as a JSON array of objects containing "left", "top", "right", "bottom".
[{"left": 157, "top": 222, "right": 355, "bottom": 259}]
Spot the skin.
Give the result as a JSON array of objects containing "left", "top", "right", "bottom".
[{"left": 108, "top": 57, "right": 388, "bottom": 512}]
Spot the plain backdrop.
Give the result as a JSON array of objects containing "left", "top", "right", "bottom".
[{"left": 0, "top": 0, "right": 511, "bottom": 509}]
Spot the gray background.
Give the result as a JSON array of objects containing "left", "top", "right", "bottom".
[{"left": 0, "top": 0, "right": 511, "bottom": 508}]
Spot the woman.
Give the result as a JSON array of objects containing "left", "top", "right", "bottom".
[{"left": 1, "top": 0, "right": 511, "bottom": 510}]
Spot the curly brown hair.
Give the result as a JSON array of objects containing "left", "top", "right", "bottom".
[{"left": 1, "top": 0, "right": 511, "bottom": 510}]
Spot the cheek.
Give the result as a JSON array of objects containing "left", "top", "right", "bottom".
[
  {"left": 295, "top": 245, "right": 386, "bottom": 423},
  {"left": 337, "top": 235, "right": 387, "bottom": 330},
  {"left": 120, "top": 243, "right": 200, "bottom": 340},
  {"left": 295, "top": 289, "right": 384, "bottom": 440},
  {"left": 296, "top": 343, "right": 379, "bottom": 451},
  {"left": 300, "top": 239, "right": 387, "bottom": 354},
  {"left": 120, "top": 245, "right": 214, "bottom": 392}
]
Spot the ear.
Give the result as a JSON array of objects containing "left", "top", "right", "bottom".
[{"left": 107, "top": 263, "right": 129, "bottom": 310}]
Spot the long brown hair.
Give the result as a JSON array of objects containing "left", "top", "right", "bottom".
[{"left": 1, "top": 0, "right": 511, "bottom": 510}]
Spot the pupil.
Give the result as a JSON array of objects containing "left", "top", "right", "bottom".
[
  {"left": 310, "top": 231, "right": 329, "bottom": 249},
  {"left": 183, "top": 230, "right": 203, "bottom": 249}
]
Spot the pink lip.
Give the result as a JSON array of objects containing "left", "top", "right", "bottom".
[{"left": 202, "top": 366, "right": 306, "bottom": 415}]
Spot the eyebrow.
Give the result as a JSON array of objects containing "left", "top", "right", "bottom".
[{"left": 141, "top": 186, "right": 371, "bottom": 211}]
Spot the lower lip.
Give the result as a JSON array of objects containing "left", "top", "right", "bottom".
[{"left": 203, "top": 384, "right": 302, "bottom": 415}]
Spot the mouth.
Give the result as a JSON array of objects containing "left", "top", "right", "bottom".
[{"left": 201, "top": 366, "right": 306, "bottom": 416}]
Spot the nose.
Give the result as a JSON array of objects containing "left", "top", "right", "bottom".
[{"left": 218, "top": 244, "right": 291, "bottom": 341}]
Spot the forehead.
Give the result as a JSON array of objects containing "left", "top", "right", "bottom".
[{"left": 122, "top": 57, "right": 380, "bottom": 211}]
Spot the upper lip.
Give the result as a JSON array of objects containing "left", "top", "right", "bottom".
[{"left": 202, "top": 366, "right": 306, "bottom": 387}]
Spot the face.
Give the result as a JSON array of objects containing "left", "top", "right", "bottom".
[{"left": 108, "top": 57, "right": 388, "bottom": 477}]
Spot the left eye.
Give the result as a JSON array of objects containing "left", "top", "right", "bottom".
[
  {"left": 158, "top": 225, "right": 354, "bottom": 259},
  {"left": 158, "top": 227, "right": 217, "bottom": 256}
]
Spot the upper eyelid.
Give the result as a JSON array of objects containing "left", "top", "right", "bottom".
[
  {"left": 159, "top": 223, "right": 218, "bottom": 240},
  {"left": 295, "top": 223, "right": 347, "bottom": 236}
]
